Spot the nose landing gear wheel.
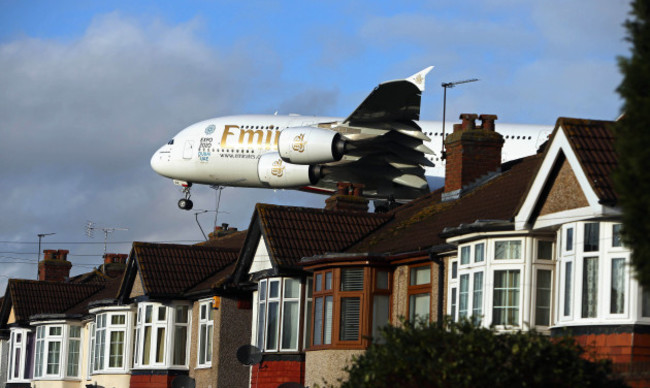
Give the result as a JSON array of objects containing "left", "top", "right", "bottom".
[{"left": 178, "top": 198, "right": 193, "bottom": 210}]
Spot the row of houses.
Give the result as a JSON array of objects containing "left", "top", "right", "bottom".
[{"left": 1, "top": 114, "right": 649, "bottom": 388}]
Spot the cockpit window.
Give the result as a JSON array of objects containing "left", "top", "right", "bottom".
[{"left": 167, "top": 139, "right": 174, "bottom": 145}]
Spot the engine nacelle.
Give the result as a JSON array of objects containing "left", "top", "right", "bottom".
[
  {"left": 278, "top": 127, "right": 347, "bottom": 164},
  {"left": 257, "top": 152, "right": 322, "bottom": 188}
]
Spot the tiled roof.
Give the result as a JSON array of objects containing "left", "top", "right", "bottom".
[
  {"left": 350, "top": 154, "right": 543, "bottom": 254},
  {"left": 196, "top": 229, "right": 248, "bottom": 250},
  {"left": 7, "top": 279, "right": 103, "bottom": 323},
  {"left": 256, "top": 203, "right": 392, "bottom": 268},
  {"left": 131, "top": 242, "right": 239, "bottom": 297},
  {"left": 64, "top": 276, "right": 124, "bottom": 315},
  {"left": 559, "top": 118, "right": 617, "bottom": 205}
]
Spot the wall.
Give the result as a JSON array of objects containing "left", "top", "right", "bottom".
[
  {"left": 304, "top": 349, "right": 364, "bottom": 388},
  {"left": 214, "top": 296, "right": 252, "bottom": 388},
  {"left": 251, "top": 356, "right": 305, "bottom": 388},
  {"left": 392, "top": 265, "right": 408, "bottom": 324},
  {"left": 85, "top": 374, "right": 132, "bottom": 388},
  {"left": 0, "top": 339, "right": 7, "bottom": 388}
]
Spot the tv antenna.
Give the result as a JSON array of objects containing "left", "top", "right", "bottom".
[
  {"left": 85, "top": 221, "right": 128, "bottom": 254},
  {"left": 36, "top": 232, "right": 56, "bottom": 279},
  {"left": 441, "top": 78, "right": 479, "bottom": 159}
]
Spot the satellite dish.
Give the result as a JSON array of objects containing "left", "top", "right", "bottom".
[
  {"left": 277, "top": 383, "right": 305, "bottom": 388},
  {"left": 236, "top": 344, "right": 263, "bottom": 366},
  {"left": 171, "top": 375, "right": 196, "bottom": 388}
]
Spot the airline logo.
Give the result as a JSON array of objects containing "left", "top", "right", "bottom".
[
  {"left": 292, "top": 133, "right": 306, "bottom": 153},
  {"left": 271, "top": 159, "right": 285, "bottom": 177},
  {"left": 205, "top": 124, "right": 216, "bottom": 135}
]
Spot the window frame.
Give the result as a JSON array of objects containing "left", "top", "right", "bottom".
[
  {"left": 8, "top": 327, "right": 30, "bottom": 383},
  {"left": 408, "top": 263, "right": 432, "bottom": 323},
  {"left": 197, "top": 299, "right": 214, "bottom": 368},
  {"left": 492, "top": 269, "right": 521, "bottom": 327},
  {"left": 255, "top": 277, "right": 304, "bottom": 353},
  {"left": 132, "top": 302, "right": 190, "bottom": 370}
]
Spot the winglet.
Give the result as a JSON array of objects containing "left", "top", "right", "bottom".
[{"left": 406, "top": 66, "right": 434, "bottom": 92}]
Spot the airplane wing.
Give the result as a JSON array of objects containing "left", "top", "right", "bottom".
[{"left": 308, "top": 67, "right": 435, "bottom": 199}]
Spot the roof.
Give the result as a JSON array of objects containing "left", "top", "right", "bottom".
[
  {"left": 255, "top": 203, "right": 392, "bottom": 268},
  {"left": 130, "top": 241, "right": 240, "bottom": 297},
  {"left": 558, "top": 118, "right": 617, "bottom": 205},
  {"left": 6, "top": 279, "right": 104, "bottom": 323},
  {"left": 350, "top": 154, "right": 543, "bottom": 254},
  {"left": 196, "top": 229, "right": 248, "bottom": 250}
]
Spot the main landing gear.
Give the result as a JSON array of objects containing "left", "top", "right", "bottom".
[{"left": 177, "top": 182, "right": 193, "bottom": 210}]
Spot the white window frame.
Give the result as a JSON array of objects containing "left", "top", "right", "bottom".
[
  {"left": 491, "top": 269, "right": 521, "bottom": 327},
  {"left": 197, "top": 299, "right": 213, "bottom": 368},
  {"left": 8, "top": 327, "right": 30, "bottom": 383},
  {"left": 89, "top": 308, "right": 133, "bottom": 374},
  {"left": 606, "top": 254, "right": 630, "bottom": 319},
  {"left": 133, "top": 302, "right": 190, "bottom": 370},
  {"left": 255, "top": 277, "right": 303, "bottom": 353},
  {"left": 532, "top": 268, "right": 553, "bottom": 327},
  {"left": 493, "top": 239, "right": 523, "bottom": 261}
]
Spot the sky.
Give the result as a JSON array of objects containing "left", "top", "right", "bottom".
[{"left": 0, "top": 0, "right": 631, "bottom": 289}]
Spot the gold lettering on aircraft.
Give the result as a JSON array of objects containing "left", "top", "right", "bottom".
[
  {"left": 271, "top": 159, "right": 285, "bottom": 177},
  {"left": 221, "top": 125, "right": 280, "bottom": 150},
  {"left": 291, "top": 133, "right": 306, "bottom": 153}
]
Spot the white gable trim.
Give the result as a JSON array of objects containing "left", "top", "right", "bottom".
[
  {"left": 248, "top": 236, "right": 273, "bottom": 274},
  {"left": 515, "top": 127, "right": 609, "bottom": 230}
]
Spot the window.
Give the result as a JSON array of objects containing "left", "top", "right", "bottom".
[
  {"left": 494, "top": 240, "right": 521, "bottom": 260},
  {"left": 311, "top": 267, "right": 388, "bottom": 348},
  {"left": 91, "top": 311, "right": 131, "bottom": 373},
  {"left": 408, "top": 265, "right": 431, "bottom": 322},
  {"left": 451, "top": 261, "right": 458, "bottom": 279},
  {"left": 256, "top": 277, "right": 303, "bottom": 352},
  {"left": 67, "top": 326, "right": 81, "bottom": 377},
  {"left": 565, "top": 227, "right": 574, "bottom": 252},
  {"left": 9, "top": 328, "right": 30, "bottom": 382},
  {"left": 134, "top": 303, "right": 190, "bottom": 369},
  {"left": 303, "top": 278, "right": 313, "bottom": 348},
  {"left": 610, "top": 258, "right": 626, "bottom": 314},
  {"left": 612, "top": 224, "right": 623, "bottom": 247},
  {"left": 450, "top": 288, "right": 457, "bottom": 320},
  {"left": 493, "top": 270, "right": 520, "bottom": 326},
  {"left": 339, "top": 268, "right": 363, "bottom": 342},
  {"left": 537, "top": 241, "right": 553, "bottom": 260},
  {"left": 584, "top": 223, "right": 600, "bottom": 252},
  {"left": 198, "top": 301, "right": 213, "bottom": 366},
  {"left": 313, "top": 271, "right": 333, "bottom": 346},
  {"left": 472, "top": 272, "right": 484, "bottom": 325},
  {"left": 582, "top": 257, "right": 599, "bottom": 318},
  {"left": 460, "top": 246, "right": 471, "bottom": 265},
  {"left": 475, "top": 243, "right": 485, "bottom": 263},
  {"left": 535, "top": 270, "right": 552, "bottom": 326},
  {"left": 563, "top": 262, "right": 573, "bottom": 317},
  {"left": 458, "top": 274, "right": 469, "bottom": 319},
  {"left": 32, "top": 324, "right": 81, "bottom": 380}
]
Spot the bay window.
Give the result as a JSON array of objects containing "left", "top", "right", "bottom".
[
  {"left": 90, "top": 310, "right": 132, "bottom": 373},
  {"left": 256, "top": 278, "right": 303, "bottom": 352},
  {"left": 33, "top": 323, "right": 82, "bottom": 380},
  {"left": 311, "top": 267, "right": 390, "bottom": 349},
  {"left": 133, "top": 302, "right": 190, "bottom": 369}
]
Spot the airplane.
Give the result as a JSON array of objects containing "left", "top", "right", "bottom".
[{"left": 151, "top": 66, "right": 552, "bottom": 210}]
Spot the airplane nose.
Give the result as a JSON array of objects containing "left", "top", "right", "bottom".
[{"left": 150, "top": 148, "right": 168, "bottom": 177}]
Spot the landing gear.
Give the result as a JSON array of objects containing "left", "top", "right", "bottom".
[
  {"left": 178, "top": 198, "right": 193, "bottom": 210},
  {"left": 177, "top": 182, "right": 194, "bottom": 210}
]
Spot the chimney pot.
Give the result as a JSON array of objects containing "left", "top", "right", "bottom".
[
  {"left": 480, "top": 114, "right": 498, "bottom": 132},
  {"left": 459, "top": 113, "right": 478, "bottom": 130},
  {"left": 221, "top": 223, "right": 229, "bottom": 230}
]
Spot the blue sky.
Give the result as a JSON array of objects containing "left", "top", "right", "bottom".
[{"left": 0, "top": 0, "right": 631, "bottom": 287}]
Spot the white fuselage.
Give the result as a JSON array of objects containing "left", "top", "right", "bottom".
[{"left": 150, "top": 114, "right": 552, "bottom": 190}]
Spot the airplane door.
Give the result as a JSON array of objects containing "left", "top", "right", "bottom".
[{"left": 183, "top": 141, "right": 195, "bottom": 159}]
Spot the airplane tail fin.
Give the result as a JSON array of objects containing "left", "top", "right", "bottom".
[{"left": 406, "top": 66, "right": 434, "bottom": 92}]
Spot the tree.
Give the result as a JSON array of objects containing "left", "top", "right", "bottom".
[
  {"left": 616, "top": 0, "right": 650, "bottom": 286},
  {"left": 334, "top": 320, "right": 627, "bottom": 388}
]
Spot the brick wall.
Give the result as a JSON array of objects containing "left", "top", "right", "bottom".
[
  {"left": 250, "top": 360, "right": 305, "bottom": 388},
  {"left": 130, "top": 374, "right": 175, "bottom": 388}
]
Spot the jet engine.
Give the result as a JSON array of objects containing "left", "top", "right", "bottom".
[
  {"left": 257, "top": 152, "right": 322, "bottom": 188},
  {"left": 278, "top": 127, "right": 348, "bottom": 164}
]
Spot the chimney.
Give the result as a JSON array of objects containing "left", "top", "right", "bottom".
[
  {"left": 325, "top": 182, "right": 369, "bottom": 213},
  {"left": 102, "top": 253, "right": 128, "bottom": 278},
  {"left": 38, "top": 249, "right": 72, "bottom": 282},
  {"left": 207, "top": 223, "right": 239, "bottom": 240},
  {"left": 443, "top": 113, "right": 504, "bottom": 200}
]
